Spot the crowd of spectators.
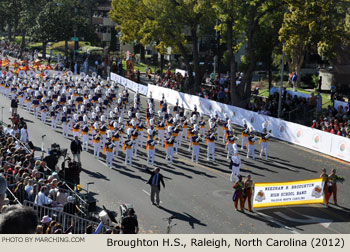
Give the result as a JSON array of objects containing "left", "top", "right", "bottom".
[
  {"left": 311, "top": 104, "right": 350, "bottom": 138},
  {"left": 0, "top": 119, "right": 120, "bottom": 234}
]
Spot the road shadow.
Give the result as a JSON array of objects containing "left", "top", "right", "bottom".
[
  {"left": 81, "top": 168, "right": 110, "bottom": 181},
  {"left": 251, "top": 206, "right": 350, "bottom": 229},
  {"left": 158, "top": 206, "right": 207, "bottom": 230}
]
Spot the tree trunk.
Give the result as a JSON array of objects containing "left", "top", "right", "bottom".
[
  {"left": 160, "top": 54, "right": 164, "bottom": 73},
  {"left": 140, "top": 45, "right": 145, "bottom": 62},
  {"left": 227, "top": 20, "right": 239, "bottom": 106},
  {"left": 191, "top": 27, "right": 201, "bottom": 94},
  {"left": 177, "top": 41, "right": 194, "bottom": 92},
  {"left": 21, "top": 31, "right": 26, "bottom": 50},
  {"left": 42, "top": 41, "right": 47, "bottom": 59},
  {"left": 65, "top": 40, "right": 68, "bottom": 57},
  {"left": 7, "top": 23, "right": 12, "bottom": 41},
  {"left": 268, "top": 55, "right": 272, "bottom": 91},
  {"left": 296, "top": 55, "right": 304, "bottom": 88}
]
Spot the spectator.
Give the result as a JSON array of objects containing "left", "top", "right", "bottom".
[
  {"left": 70, "top": 136, "right": 82, "bottom": 163},
  {"left": 34, "top": 186, "right": 53, "bottom": 207},
  {"left": 10, "top": 96, "right": 18, "bottom": 115},
  {"left": 0, "top": 205, "right": 38, "bottom": 234},
  {"left": 121, "top": 209, "right": 139, "bottom": 234}
]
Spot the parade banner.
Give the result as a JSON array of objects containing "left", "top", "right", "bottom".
[
  {"left": 253, "top": 178, "right": 325, "bottom": 208},
  {"left": 110, "top": 73, "right": 148, "bottom": 96}
]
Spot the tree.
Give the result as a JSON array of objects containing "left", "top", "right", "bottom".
[
  {"left": 213, "top": 0, "right": 282, "bottom": 107},
  {"left": 110, "top": 0, "right": 215, "bottom": 93}
]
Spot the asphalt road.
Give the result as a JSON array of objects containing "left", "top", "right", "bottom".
[{"left": 1, "top": 71, "right": 349, "bottom": 234}]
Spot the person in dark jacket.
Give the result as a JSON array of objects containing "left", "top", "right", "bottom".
[
  {"left": 10, "top": 96, "right": 18, "bottom": 115},
  {"left": 70, "top": 136, "right": 82, "bottom": 163},
  {"left": 146, "top": 167, "right": 165, "bottom": 207}
]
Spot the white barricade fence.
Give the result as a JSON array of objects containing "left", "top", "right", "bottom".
[
  {"left": 329, "top": 134, "right": 350, "bottom": 161},
  {"left": 110, "top": 73, "right": 148, "bottom": 96},
  {"left": 334, "top": 100, "right": 349, "bottom": 111},
  {"left": 147, "top": 84, "right": 350, "bottom": 162}
]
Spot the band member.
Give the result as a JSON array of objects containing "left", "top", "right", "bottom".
[
  {"left": 123, "top": 130, "right": 134, "bottom": 166},
  {"left": 156, "top": 115, "right": 166, "bottom": 146},
  {"left": 104, "top": 138, "right": 115, "bottom": 169},
  {"left": 136, "top": 115, "right": 145, "bottom": 148},
  {"left": 72, "top": 120, "right": 81, "bottom": 138},
  {"left": 172, "top": 121, "right": 182, "bottom": 154},
  {"left": 40, "top": 103, "right": 48, "bottom": 123},
  {"left": 243, "top": 175, "right": 253, "bottom": 212},
  {"left": 61, "top": 110, "right": 69, "bottom": 137},
  {"left": 146, "top": 135, "right": 157, "bottom": 166},
  {"left": 230, "top": 150, "right": 241, "bottom": 182},
  {"left": 131, "top": 122, "right": 139, "bottom": 156},
  {"left": 50, "top": 109, "right": 57, "bottom": 130},
  {"left": 93, "top": 134, "right": 101, "bottom": 159},
  {"left": 241, "top": 120, "right": 249, "bottom": 150},
  {"left": 206, "top": 128, "right": 216, "bottom": 162},
  {"left": 259, "top": 128, "right": 271, "bottom": 160},
  {"left": 198, "top": 114, "right": 206, "bottom": 136},
  {"left": 165, "top": 130, "right": 175, "bottom": 165},
  {"left": 233, "top": 175, "right": 244, "bottom": 212},
  {"left": 246, "top": 132, "right": 257, "bottom": 160},
  {"left": 222, "top": 114, "right": 229, "bottom": 143},
  {"left": 226, "top": 126, "right": 238, "bottom": 159},
  {"left": 191, "top": 132, "right": 201, "bottom": 163},
  {"left": 112, "top": 125, "right": 121, "bottom": 159},
  {"left": 81, "top": 122, "right": 90, "bottom": 151},
  {"left": 99, "top": 118, "right": 108, "bottom": 146}
]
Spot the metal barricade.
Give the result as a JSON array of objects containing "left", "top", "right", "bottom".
[{"left": 23, "top": 200, "right": 116, "bottom": 234}]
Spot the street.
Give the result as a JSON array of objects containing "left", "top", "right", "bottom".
[{"left": 0, "top": 79, "right": 349, "bottom": 234}]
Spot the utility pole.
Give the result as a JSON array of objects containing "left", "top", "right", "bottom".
[{"left": 278, "top": 45, "right": 285, "bottom": 118}]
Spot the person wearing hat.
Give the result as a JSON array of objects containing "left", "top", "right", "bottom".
[
  {"left": 206, "top": 128, "right": 216, "bottom": 162},
  {"left": 246, "top": 132, "right": 257, "bottom": 160},
  {"left": 123, "top": 131, "right": 134, "bottom": 166},
  {"left": 241, "top": 121, "right": 249, "bottom": 150},
  {"left": 230, "top": 150, "right": 241, "bottom": 182},
  {"left": 146, "top": 134, "right": 157, "bottom": 166},
  {"left": 226, "top": 125, "right": 238, "bottom": 159},
  {"left": 146, "top": 167, "right": 165, "bottom": 207},
  {"left": 191, "top": 131, "right": 201, "bottom": 164},
  {"left": 259, "top": 128, "right": 271, "bottom": 160},
  {"left": 112, "top": 128, "right": 122, "bottom": 160},
  {"left": 92, "top": 133, "right": 102, "bottom": 159},
  {"left": 198, "top": 114, "right": 206, "bottom": 136},
  {"left": 165, "top": 130, "right": 175, "bottom": 165},
  {"left": 104, "top": 138, "right": 115, "bottom": 169},
  {"left": 81, "top": 123, "right": 90, "bottom": 151},
  {"left": 121, "top": 208, "right": 139, "bottom": 234},
  {"left": 156, "top": 115, "right": 166, "bottom": 147}
]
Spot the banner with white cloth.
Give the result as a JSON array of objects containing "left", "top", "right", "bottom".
[
  {"left": 334, "top": 100, "right": 349, "bottom": 111},
  {"left": 253, "top": 178, "right": 325, "bottom": 208},
  {"left": 110, "top": 73, "right": 148, "bottom": 96},
  {"left": 147, "top": 84, "right": 350, "bottom": 162}
]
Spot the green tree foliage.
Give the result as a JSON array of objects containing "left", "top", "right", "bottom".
[
  {"left": 279, "top": 0, "right": 350, "bottom": 86},
  {"left": 110, "top": 0, "right": 215, "bottom": 94}
]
